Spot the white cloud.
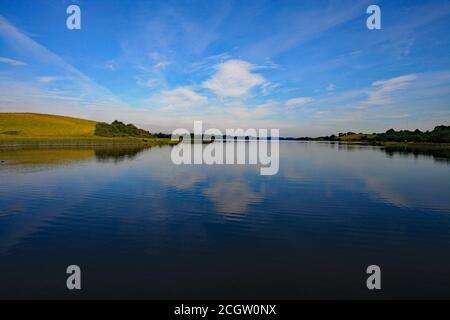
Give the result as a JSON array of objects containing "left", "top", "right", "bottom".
[
  {"left": 368, "top": 74, "right": 418, "bottom": 105},
  {"left": 187, "top": 53, "right": 230, "bottom": 73},
  {"left": 153, "top": 60, "right": 171, "bottom": 71},
  {"left": 0, "top": 56, "right": 25, "bottom": 66},
  {"left": 326, "top": 83, "right": 336, "bottom": 91},
  {"left": 153, "top": 87, "right": 207, "bottom": 110},
  {"left": 135, "top": 76, "right": 159, "bottom": 88},
  {"left": 261, "top": 82, "right": 280, "bottom": 95},
  {"left": 148, "top": 51, "right": 171, "bottom": 71},
  {"left": 36, "top": 76, "right": 70, "bottom": 83},
  {"left": 202, "top": 59, "right": 266, "bottom": 97},
  {"left": 285, "top": 97, "right": 313, "bottom": 107}
]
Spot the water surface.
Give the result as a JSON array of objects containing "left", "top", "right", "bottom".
[{"left": 0, "top": 142, "right": 449, "bottom": 299}]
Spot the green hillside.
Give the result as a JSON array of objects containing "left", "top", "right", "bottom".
[
  {"left": 0, "top": 113, "right": 176, "bottom": 146},
  {"left": 0, "top": 113, "right": 97, "bottom": 139}
]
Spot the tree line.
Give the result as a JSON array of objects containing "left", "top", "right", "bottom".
[
  {"left": 95, "top": 121, "right": 171, "bottom": 138},
  {"left": 285, "top": 125, "right": 450, "bottom": 143}
]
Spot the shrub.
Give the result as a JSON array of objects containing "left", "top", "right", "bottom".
[{"left": 95, "top": 121, "right": 156, "bottom": 138}]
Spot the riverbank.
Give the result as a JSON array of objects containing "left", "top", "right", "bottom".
[
  {"left": 0, "top": 137, "right": 178, "bottom": 147},
  {"left": 378, "top": 141, "right": 450, "bottom": 159},
  {"left": 334, "top": 140, "right": 450, "bottom": 160}
]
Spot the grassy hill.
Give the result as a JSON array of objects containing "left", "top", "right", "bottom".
[
  {"left": 0, "top": 113, "right": 96, "bottom": 139},
  {"left": 0, "top": 113, "right": 176, "bottom": 146}
]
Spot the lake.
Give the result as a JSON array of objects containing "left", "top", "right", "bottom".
[{"left": 0, "top": 142, "right": 449, "bottom": 299}]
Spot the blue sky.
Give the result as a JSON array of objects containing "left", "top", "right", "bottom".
[{"left": 0, "top": 0, "right": 450, "bottom": 136}]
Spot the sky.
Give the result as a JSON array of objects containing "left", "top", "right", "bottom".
[{"left": 0, "top": 0, "right": 450, "bottom": 136}]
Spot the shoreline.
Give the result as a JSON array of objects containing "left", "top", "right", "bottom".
[{"left": 0, "top": 137, "right": 179, "bottom": 147}]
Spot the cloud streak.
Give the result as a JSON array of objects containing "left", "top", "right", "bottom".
[
  {"left": 0, "top": 56, "right": 25, "bottom": 66},
  {"left": 285, "top": 97, "right": 313, "bottom": 108},
  {"left": 368, "top": 74, "right": 418, "bottom": 105},
  {"left": 0, "top": 15, "right": 128, "bottom": 111}
]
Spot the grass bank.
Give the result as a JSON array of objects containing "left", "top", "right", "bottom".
[
  {"left": 380, "top": 141, "right": 450, "bottom": 158},
  {"left": 0, "top": 113, "right": 177, "bottom": 147}
]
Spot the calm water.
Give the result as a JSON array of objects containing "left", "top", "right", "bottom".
[{"left": 0, "top": 142, "right": 449, "bottom": 299}]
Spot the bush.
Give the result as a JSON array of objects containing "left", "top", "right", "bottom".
[{"left": 95, "top": 121, "right": 156, "bottom": 138}]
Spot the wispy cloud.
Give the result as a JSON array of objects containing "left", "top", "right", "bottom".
[
  {"left": 368, "top": 74, "right": 418, "bottom": 105},
  {"left": 36, "top": 76, "right": 71, "bottom": 83},
  {"left": 187, "top": 53, "right": 230, "bottom": 73},
  {"left": 242, "top": 0, "right": 371, "bottom": 58},
  {"left": 0, "top": 15, "right": 127, "bottom": 110},
  {"left": 148, "top": 51, "right": 171, "bottom": 71},
  {"left": 286, "top": 71, "right": 450, "bottom": 135},
  {"left": 0, "top": 15, "right": 80, "bottom": 76},
  {"left": 134, "top": 75, "right": 159, "bottom": 88},
  {"left": 0, "top": 56, "right": 25, "bottom": 66},
  {"left": 285, "top": 97, "right": 313, "bottom": 108}
]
